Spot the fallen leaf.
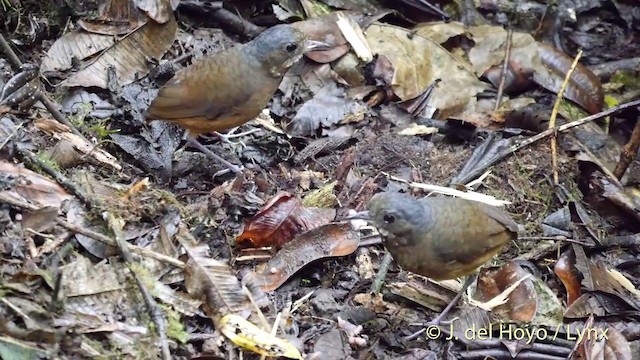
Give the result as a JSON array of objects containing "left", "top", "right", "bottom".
[
  {"left": 252, "top": 223, "right": 360, "bottom": 291},
  {"left": 64, "top": 15, "right": 178, "bottom": 88},
  {"left": 237, "top": 192, "right": 336, "bottom": 248}
]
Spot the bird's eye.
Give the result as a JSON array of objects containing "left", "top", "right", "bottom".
[
  {"left": 383, "top": 214, "right": 395, "bottom": 224},
  {"left": 285, "top": 43, "right": 298, "bottom": 53}
]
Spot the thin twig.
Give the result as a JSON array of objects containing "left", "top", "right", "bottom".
[
  {"left": 517, "top": 236, "right": 593, "bottom": 246},
  {"left": 494, "top": 28, "right": 513, "bottom": 111},
  {"left": 0, "top": 31, "right": 22, "bottom": 66},
  {"left": 454, "top": 98, "right": 640, "bottom": 185},
  {"left": 19, "top": 147, "right": 98, "bottom": 210},
  {"left": 370, "top": 250, "right": 393, "bottom": 294},
  {"left": 107, "top": 214, "right": 171, "bottom": 360},
  {"left": 548, "top": 49, "right": 583, "bottom": 185},
  {"left": 0, "top": 193, "right": 185, "bottom": 269}
]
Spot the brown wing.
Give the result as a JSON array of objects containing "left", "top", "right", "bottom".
[
  {"left": 145, "top": 47, "right": 275, "bottom": 126},
  {"left": 424, "top": 197, "right": 518, "bottom": 266}
]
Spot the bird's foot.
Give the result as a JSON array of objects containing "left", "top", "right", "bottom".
[
  {"left": 218, "top": 128, "right": 260, "bottom": 142},
  {"left": 202, "top": 128, "right": 260, "bottom": 145}
]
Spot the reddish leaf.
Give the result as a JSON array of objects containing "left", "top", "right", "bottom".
[
  {"left": 251, "top": 223, "right": 360, "bottom": 292},
  {"left": 554, "top": 249, "right": 582, "bottom": 306},
  {"left": 236, "top": 192, "right": 336, "bottom": 248}
]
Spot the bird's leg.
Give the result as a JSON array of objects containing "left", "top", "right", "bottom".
[
  {"left": 403, "top": 275, "right": 476, "bottom": 341},
  {"left": 429, "top": 274, "right": 476, "bottom": 324},
  {"left": 185, "top": 135, "right": 243, "bottom": 176}
]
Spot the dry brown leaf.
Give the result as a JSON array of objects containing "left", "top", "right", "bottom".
[
  {"left": 475, "top": 261, "right": 537, "bottom": 321},
  {"left": 41, "top": 32, "right": 116, "bottom": 73},
  {"left": 252, "top": 223, "right": 360, "bottom": 292},
  {"left": 181, "top": 239, "right": 254, "bottom": 322},
  {"left": 77, "top": 0, "right": 147, "bottom": 35},
  {"left": 365, "top": 23, "right": 488, "bottom": 119},
  {"left": 137, "top": 0, "right": 180, "bottom": 24}
]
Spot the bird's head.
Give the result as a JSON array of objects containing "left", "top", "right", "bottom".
[{"left": 249, "top": 24, "right": 330, "bottom": 77}]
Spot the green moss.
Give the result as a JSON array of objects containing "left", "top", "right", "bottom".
[
  {"left": 610, "top": 71, "right": 640, "bottom": 90},
  {"left": 164, "top": 305, "right": 188, "bottom": 344},
  {"left": 88, "top": 118, "right": 120, "bottom": 141},
  {"left": 67, "top": 102, "right": 93, "bottom": 128},
  {"left": 34, "top": 151, "right": 61, "bottom": 172}
]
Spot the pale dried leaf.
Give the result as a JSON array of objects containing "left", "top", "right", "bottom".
[
  {"left": 0, "top": 161, "right": 73, "bottom": 208},
  {"left": 65, "top": 16, "right": 178, "bottom": 88},
  {"left": 607, "top": 269, "right": 640, "bottom": 296},
  {"left": 137, "top": 0, "right": 180, "bottom": 24},
  {"left": 397, "top": 124, "right": 438, "bottom": 136},
  {"left": 153, "top": 282, "right": 203, "bottom": 317},
  {"left": 56, "top": 132, "right": 122, "bottom": 171},
  {"left": 41, "top": 32, "right": 115, "bottom": 72},
  {"left": 182, "top": 242, "right": 253, "bottom": 320},
  {"left": 336, "top": 12, "right": 372, "bottom": 62}
]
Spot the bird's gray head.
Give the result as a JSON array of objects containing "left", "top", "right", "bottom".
[
  {"left": 367, "top": 192, "right": 431, "bottom": 241},
  {"left": 247, "top": 24, "right": 327, "bottom": 77}
]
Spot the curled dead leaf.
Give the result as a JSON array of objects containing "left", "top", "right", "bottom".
[
  {"left": 252, "top": 223, "right": 360, "bottom": 292},
  {"left": 554, "top": 249, "right": 582, "bottom": 306},
  {"left": 536, "top": 44, "right": 604, "bottom": 114}
]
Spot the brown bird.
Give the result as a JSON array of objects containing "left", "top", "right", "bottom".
[
  {"left": 350, "top": 191, "right": 519, "bottom": 328},
  {"left": 145, "top": 24, "right": 328, "bottom": 174}
]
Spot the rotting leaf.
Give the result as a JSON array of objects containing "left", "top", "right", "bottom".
[
  {"left": 601, "top": 326, "right": 632, "bottom": 360},
  {"left": 20, "top": 206, "right": 59, "bottom": 233},
  {"left": 137, "top": 0, "right": 180, "bottom": 24},
  {"left": 236, "top": 192, "right": 336, "bottom": 248},
  {"left": 475, "top": 261, "right": 537, "bottom": 322},
  {"left": 218, "top": 314, "right": 302, "bottom": 360},
  {"left": 77, "top": 0, "right": 147, "bottom": 35},
  {"left": 64, "top": 15, "right": 178, "bottom": 89},
  {"left": 578, "top": 259, "right": 640, "bottom": 310},
  {"left": 564, "top": 293, "right": 607, "bottom": 318},
  {"left": 252, "top": 223, "right": 360, "bottom": 292},
  {"left": 67, "top": 200, "right": 118, "bottom": 259},
  {"left": 287, "top": 84, "right": 368, "bottom": 137},
  {"left": 181, "top": 240, "right": 254, "bottom": 322},
  {"left": 463, "top": 24, "right": 603, "bottom": 114},
  {"left": 0, "top": 161, "right": 72, "bottom": 209},
  {"left": 580, "top": 325, "right": 631, "bottom": 360}
]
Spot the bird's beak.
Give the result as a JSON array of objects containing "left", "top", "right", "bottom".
[
  {"left": 344, "top": 211, "right": 371, "bottom": 221},
  {"left": 304, "top": 40, "right": 332, "bottom": 52}
]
